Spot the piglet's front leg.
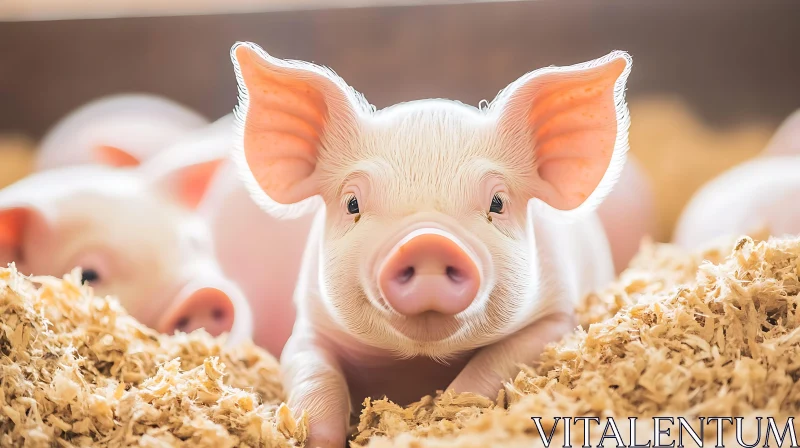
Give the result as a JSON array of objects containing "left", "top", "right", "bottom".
[
  {"left": 281, "top": 332, "right": 351, "bottom": 448},
  {"left": 447, "top": 312, "right": 577, "bottom": 400}
]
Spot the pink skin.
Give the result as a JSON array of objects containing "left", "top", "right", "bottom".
[
  {"left": 199, "top": 159, "right": 315, "bottom": 357},
  {"left": 231, "top": 43, "right": 633, "bottom": 448},
  {"left": 158, "top": 284, "right": 236, "bottom": 336},
  {"left": 761, "top": 109, "right": 800, "bottom": 157},
  {"left": 377, "top": 229, "right": 481, "bottom": 316},
  {"left": 36, "top": 93, "right": 208, "bottom": 171},
  {"left": 596, "top": 155, "right": 657, "bottom": 273},
  {"left": 0, "top": 154, "right": 253, "bottom": 345},
  {"left": 673, "top": 109, "right": 800, "bottom": 249}
]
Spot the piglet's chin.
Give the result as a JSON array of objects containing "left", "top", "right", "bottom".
[{"left": 386, "top": 312, "right": 464, "bottom": 343}]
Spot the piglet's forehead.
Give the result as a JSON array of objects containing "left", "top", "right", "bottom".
[
  {"left": 317, "top": 117, "right": 517, "bottom": 213},
  {"left": 319, "top": 102, "right": 507, "bottom": 173}
]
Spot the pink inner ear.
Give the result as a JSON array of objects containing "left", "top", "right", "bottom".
[
  {"left": 236, "top": 46, "right": 330, "bottom": 205},
  {"left": 516, "top": 59, "right": 626, "bottom": 211},
  {"left": 0, "top": 208, "right": 26, "bottom": 249},
  {"left": 94, "top": 145, "right": 141, "bottom": 167},
  {"left": 173, "top": 160, "right": 224, "bottom": 209}
]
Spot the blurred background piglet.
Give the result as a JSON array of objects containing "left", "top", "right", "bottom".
[
  {"left": 0, "top": 99, "right": 254, "bottom": 346},
  {"left": 673, "top": 109, "right": 800, "bottom": 249},
  {"left": 28, "top": 97, "right": 312, "bottom": 356},
  {"left": 132, "top": 113, "right": 316, "bottom": 357}
]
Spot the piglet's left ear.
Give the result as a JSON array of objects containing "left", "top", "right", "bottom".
[
  {"left": 141, "top": 116, "right": 234, "bottom": 210},
  {"left": 492, "top": 51, "right": 632, "bottom": 215},
  {"left": 141, "top": 148, "right": 226, "bottom": 210},
  {"left": 94, "top": 145, "right": 142, "bottom": 167},
  {"left": 155, "top": 160, "right": 224, "bottom": 209}
]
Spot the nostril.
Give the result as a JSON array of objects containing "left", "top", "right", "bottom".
[
  {"left": 446, "top": 266, "right": 464, "bottom": 283},
  {"left": 175, "top": 316, "right": 190, "bottom": 331},
  {"left": 211, "top": 307, "right": 226, "bottom": 321},
  {"left": 396, "top": 266, "right": 415, "bottom": 284}
]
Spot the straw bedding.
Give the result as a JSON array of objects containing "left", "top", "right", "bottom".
[
  {"left": 0, "top": 267, "right": 302, "bottom": 447},
  {"left": 2, "top": 230, "right": 799, "bottom": 447}
]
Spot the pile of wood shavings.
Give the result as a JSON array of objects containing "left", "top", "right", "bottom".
[
  {"left": 576, "top": 228, "right": 771, "bottom": 328},
  {"left": 353, "top": 234, "right": 800, "bottom": 447},
  {"left": 4, "top": 231, "right": 798, "bottom": 447},
  {"left": 0, "top": 265, "right": 308, "bottom": 447}
]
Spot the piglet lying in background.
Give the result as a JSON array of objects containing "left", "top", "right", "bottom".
[
  {"left": 231, "top": 42, "right": 634, "bottom": 447},
  {"left": 673, "top": 109, "right": 800, "bottom": 249},
  {"left": 77, "top": 111, "right": 315, "bottom": 357},
  {"left": 0, "top": 147, "right": 252, "bottom": 345},
  {"left": 36, "top": 93, "right": 208, "bottom": 171},
  {"left": 32, "top": 94, "right": 311, "bottom": 357},
  {"left": 110, "top": 114, "right": 315, "bottom": 357}
]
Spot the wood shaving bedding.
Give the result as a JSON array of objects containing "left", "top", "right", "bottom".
[
  {"left": 2, "top": 231, "right": 798, "bottom": 447},
  {"left": 0, "top": 266, "right": 306, "bottom": 447}
]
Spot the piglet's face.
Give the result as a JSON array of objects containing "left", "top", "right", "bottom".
[
  {"left": 0, "top": 157, "right": 252, "bottom": 346},
  {"left": 232, "top": 43, "right": 631, "bottom": 358}
]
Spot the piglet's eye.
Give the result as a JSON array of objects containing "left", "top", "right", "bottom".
[
  {"left": 489, "top": 195, "right": 504, "bottom": 214},
  {"left": 81, "top": 269, "right": 101, "bottom": 285},
  {"left": 347, "top": 197, "right": 360, "bottom": 214}
]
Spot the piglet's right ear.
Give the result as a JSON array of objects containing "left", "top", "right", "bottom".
[
  {"left": 0, "top": 208, "right": 26, "bottom": 251},
  {"left": 0, "top": 206, "right": 47, "bottom": 269},
  {"left": 231, "top": 42, "right": 363, "bottom": 217}
]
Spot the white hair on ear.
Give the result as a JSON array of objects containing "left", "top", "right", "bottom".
[
  {"left": 487, "top": 50, "right": 633, "bottom": 223},
  {"left": 229, "top": 41, "right": 374, "bottom": 220}
]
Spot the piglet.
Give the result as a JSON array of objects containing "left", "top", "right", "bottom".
[
  {"left": 230, "top": 42, "right": 633, "bottom": 447},
  {"left": 111, "top": 113, "right": 315, "bottom": 357},
  {"left": 0, "top": 148, "right": 252, "bottom": 345},
  {"left": 673, "top": 109, "right": 800, "bottom": 249},
  {"left": 36, "top": 93, "right": 208, "bottom": 171},
  {"left": 34, "top": 102, "right": 309, "bottom": 356}
]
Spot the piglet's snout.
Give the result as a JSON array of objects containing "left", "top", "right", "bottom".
[
  {"left": 158, "top": 287, "right": 235, "bottom": 337},
  {"left": 378, "top": 229, "right": 480, "bottom": 316}
]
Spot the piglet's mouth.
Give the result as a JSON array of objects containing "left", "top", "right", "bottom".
[{"left": 387, "top": 312, "right": 462, "bottom": 342}]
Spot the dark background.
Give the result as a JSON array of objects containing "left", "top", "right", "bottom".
[{"left": 1, "top": 0, "right": 799, "bottom": 139}]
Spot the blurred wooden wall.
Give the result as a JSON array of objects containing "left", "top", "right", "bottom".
[
  {"left": 1, "top": 0, "right": 798, "bottom": 139},
  {"left": 1, "top": 0, "right": 798, "bottom": 240}
]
